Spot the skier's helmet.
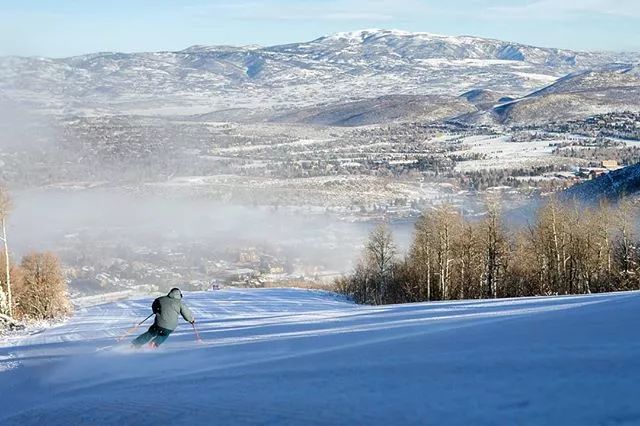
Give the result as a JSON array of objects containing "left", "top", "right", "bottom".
[{"left": 168, "top": 288, "right": 183, "bottom": 299}]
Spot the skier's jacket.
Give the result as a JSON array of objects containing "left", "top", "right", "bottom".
[{"left": 151, "top": 288, "right": 195, "bottom": 331}]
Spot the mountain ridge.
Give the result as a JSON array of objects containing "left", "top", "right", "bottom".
[
  {"left": 11, "top": 29, "right": 636, "bottom": 60},
  {"left": 1, "top": 29, "right": 638, "bottom": 117}
]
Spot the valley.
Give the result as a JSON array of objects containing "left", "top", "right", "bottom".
[{"left": 1, "top": 29, "right": 639, "bottom": 296}]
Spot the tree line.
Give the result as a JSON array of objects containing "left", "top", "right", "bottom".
[
  {"left": 336, "top": 199, "right": 640, "bottom": 305},
  {"left": 0, "top": 187, "right": 72, "bottom": 323}
]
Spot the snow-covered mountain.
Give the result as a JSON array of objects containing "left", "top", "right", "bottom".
[
  {"left": 1, "top": 288, "right": 639, "bottom": 424},
  {"left": 459, "top": 64, "right": 640, "bottom": 125},
  {"left": 1, "top": 29, "right": 638, "bottom": 116},
  {"left": 562, "top": 162, "right": 640, "bottom": 202},
  {"left": 270, "top": 29, "right": 598, "bottom": 65},
  {"left": 269, "top": 94, "right": 476, "bottom": 126}
]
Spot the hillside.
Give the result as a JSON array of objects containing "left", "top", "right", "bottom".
[
  {"left": 562, "top": 162, "right": 640, "bottom": 202},
  {"left": 270, "top": 94, "right": 476, "bottom": 126},
  {"left": 2, "top": 29, "right": 638, "bottom": 116},
  {"left": 1, "top": 288, "right": 640, "bottom": 424},
  {"left": 462, "top": 65, "right": 640, "bottom": 125}
]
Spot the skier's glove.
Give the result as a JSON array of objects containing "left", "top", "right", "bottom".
[{"left": 190, "top": 320, "right": 195, "bottom": 324}]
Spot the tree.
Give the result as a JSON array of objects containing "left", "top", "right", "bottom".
[
  {"left": 584, "top": 202, "right": 614, "bottom": 293},
  {"left": 612, "top": 199, "right": 639, "bottom": 289},
  {"left": 432, "top": 205, "right": 461, "bottom": 301},
  {"left": 479, "top": 202, "right": 508, "bottom": 299},
  {"left": 0, "top": 187, "right": 11, "bottom": 317},
  {"left": 452, "top": 220, "right": 482, "bottom": 300},
  {"left": 0, "top": 258, "right": 21, "bottom": 314},
  {"left": 504, "top": 230, "right": 538, "bottom": 297},
  {"left": 338, "top": 197, "right": 640, "bottom": 306},
  {"left": 335, "top": 224, "right": 399, "bottom": 305},
  {"left": 14, "top": 252, "right": 73, "bottom": 320},
  {"left": 408, "top": 213, "right": 436, "bottom": 301},
  {"left": 530, "top": 199, "right": 568, "bottom": 295},
  {"left": 335, "top": 263, "right": 372, "bottom": 305},
  {"left": 365, "top": 224, "right": 397, "bottom": 304}
]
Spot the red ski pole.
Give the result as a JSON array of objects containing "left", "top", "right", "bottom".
[
  {"left": 191, "top": 322, "right": 203, "bottom": 343},
  {"left": 117, "top": 313, "right": 153, "bottom": 342}
]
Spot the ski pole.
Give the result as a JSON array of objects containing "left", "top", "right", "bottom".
[
  {"left": 191, "top": 322, "right": 203, "bottom": 343},
  {"left": 117, "top": 313, "right": 154, "bottom": 342}
]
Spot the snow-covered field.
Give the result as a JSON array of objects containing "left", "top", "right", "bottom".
[
  {"left": 453, "top": 135, "right": 558, "bottom": 172},
  {"left": 1, "top": 288, "right": 639, "bottom": 425}
]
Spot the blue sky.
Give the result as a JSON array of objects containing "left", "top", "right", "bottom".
[{"left": 1, "top": 0, "right": 639, "bottom": 57}]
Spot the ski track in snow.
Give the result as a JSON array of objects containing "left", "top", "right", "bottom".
[{"left": 1, "top": 288, "right": 640, "bottom": 425}]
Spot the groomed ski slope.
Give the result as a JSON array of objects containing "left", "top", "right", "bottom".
[{"left": 1, "top": 288, "right": 639, "bottom": 425}]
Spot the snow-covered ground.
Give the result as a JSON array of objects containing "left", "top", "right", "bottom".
[
  {"left": 453, "top": 135, "right": 558, "bottom": 171},
  {"left": 1, "top": 288, "right": 639, "bottom": 425}
]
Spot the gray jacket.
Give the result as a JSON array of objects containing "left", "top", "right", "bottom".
[{"left": 152, "top": 288, "right": 194, "bottom": 331}]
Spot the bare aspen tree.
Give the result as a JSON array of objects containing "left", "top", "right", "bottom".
[
  {"left": 612, "top": 199, "right": 639, "bottom": 288},
  {"left": 0, "top": 187, "right": 11, "bottom": 317},
  {"left": 409, "top": 213, "right": 435, "bottom": 301},
  {"left": 337, "top": 196, "right": 639, "bottom": 305},
  {"left": 505, "top": 230, "right": 537, "bottom": 297},
  {"left": 574, "top": 204, "right": 602, "bottom": 294},
  {"left": 532, "top": 199, "right": 569, "bottom": 295},
  {"left": 578, "top": 208, "right": 598, "bottom": 294},
  {"left": 454, "top": 221, "right": 482, "bottom": 300},
  {"left": 528, "top": 206, "right": 550, "bottom": 295},
  {"left": 592, "top": 201, "right": 614, "bottom": 278},
  {"left": 576, "top": 204, "right": 606, "bottom": 295},
  {"left": 564, "top": 205, "right": 581, "bottom": 295},
  {"left": 481, "top": 201, "right": 507, "bottom": 299},
  {"left": 549, "top": 200, "right": 564, "bottom": 293},
  {"left": 434, "top": 205, "right": 461, "bottom": 301},
  {"left": 365, "top": 224, "right": 397, "bottom": 305},
  {"left": 455, "top": 223, "right": 471, "bottom": 300}
]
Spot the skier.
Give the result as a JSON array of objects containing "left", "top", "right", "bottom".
[{"left": 132, "top": 288, "right": 195, "bottom": 348}]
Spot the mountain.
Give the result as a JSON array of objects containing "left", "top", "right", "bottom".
[
  {"left": 270, "top": 29, "right": 598, "bottom": 66},
  {"left": 480, "top": 65, "right": 640, "bottom": 125},
  {"left": 1, "top": 288, "right": 639, "bottom": 424},
  {"left": 1, "top": 29, "right": 638, "bottom": 117},
  {"left": 270, "top": 94, "right": 476, "bottom": 126},
  {"left": 460, "top": 88, "right": 511, "bottom": 109},
  {"left": 562, "top": 162, "right": 640, "bottom": 202}
]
